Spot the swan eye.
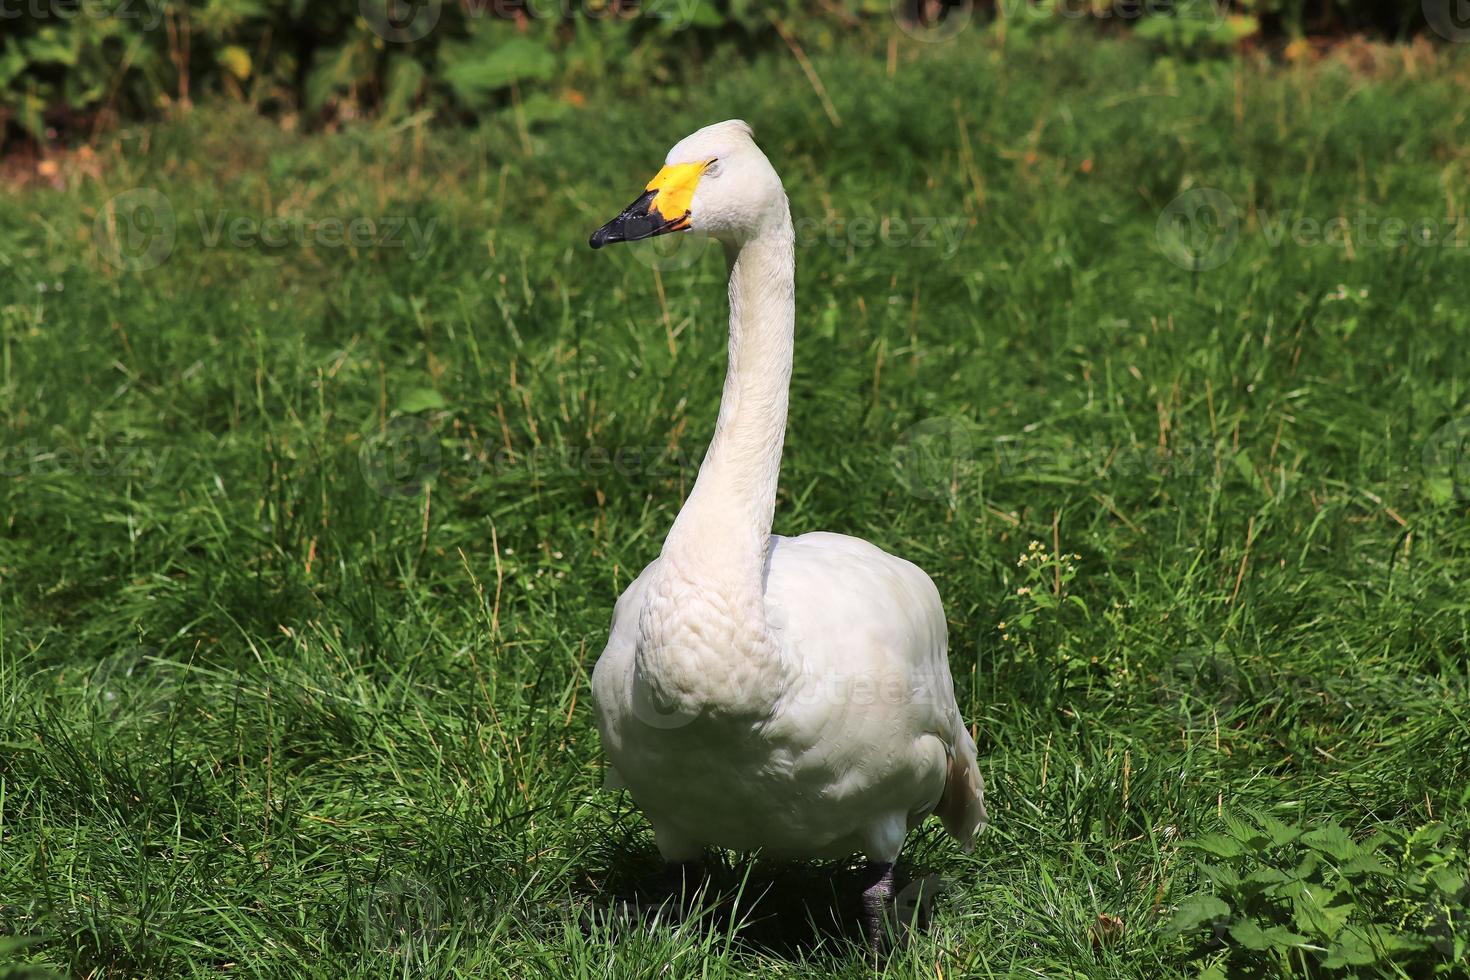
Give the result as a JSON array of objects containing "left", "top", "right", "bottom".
[{"left": 704, "top": 160, "right": 722, "bottom": 178}]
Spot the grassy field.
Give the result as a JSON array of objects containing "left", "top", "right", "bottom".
[{"left": 3, "top": 28, "right": 1470, "bottom": 979}]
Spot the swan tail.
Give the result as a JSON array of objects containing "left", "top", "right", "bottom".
[{"left": 935, "top": 723, "right": 988, "bottom": 851}]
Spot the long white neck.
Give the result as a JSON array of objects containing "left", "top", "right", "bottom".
[{"left": 661, "top": 203, "right": 795, "bottom": 595}]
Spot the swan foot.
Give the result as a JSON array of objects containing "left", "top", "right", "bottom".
[{"left": 859, "top": 861, "right": 895, "bottom": 955}]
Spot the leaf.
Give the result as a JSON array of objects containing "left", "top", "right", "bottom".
[
  {"left": 0, "top": 935, "right": 48, "bottom": 955},
  {"left": 395, "top": 388, "right": 447, "bottom": 413},
  {"left": 1322, "top": 933, "right": 1376, "bottom": 967},
  {"left": 1169, "top": 894, "right": 1230, "bottom": 934},
  {"left": 1222, "top": 812, "right": 1270, "bottom": 853},
  {"left": 1231, "top": 450, "right": 1263, "bottom": 492},
  {"left": 1187, "top": 832, "right": 1246, "bottom": 859},
  {"left": 1228, "top": 917, "right": 1310, "bottom": 951},
  {"left": 1302, "top": 824, "right": 1358, "bottom": 862},
  {"left": 1428, "top": 867, "right": 1466, "bottom": 895},
  {"left": 442, "top": 37, "right": 556, "bottom": 108},
  {"left": 1244, "top": 807, "right": 1302, "bottom": 847},
  {"left": 305, "top": 37, "right": 376, "bottom": 112},
  {"left": 1291, "top": 888, "right": 1353, "bottom": 938},
  {"left": 1338, "top": 853, "right": 1393, "bottom": 878},
  {"left": 382, "top": 56, "right": 426, "bottom": 122},
  {"left": 218, "top": 45, "right": 252, "bottom": 81},
  {"left": 1199, "top": 862, "right": 1242, "bottom": 889}
]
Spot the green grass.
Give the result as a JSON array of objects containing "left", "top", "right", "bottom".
[{"left": 3, "top": 28, "right": 1470, "bottom": 979}]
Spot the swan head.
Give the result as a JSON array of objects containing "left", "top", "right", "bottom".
[{"left": 589, "top": 119, "right": 785, "bottom": 250}]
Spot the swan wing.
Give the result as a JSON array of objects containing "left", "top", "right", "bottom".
[
  {"left": 765, "top": 532, "right": 988, "bottom": 849},
  {"left": 590, "top": 560, "right": 658, "bottom": 792}
]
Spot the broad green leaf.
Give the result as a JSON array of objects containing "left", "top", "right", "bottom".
[
  {"left": 1187, "top": 832, "right": 1246, "bottom": 859},
  {"left": 1301, "top": 824, "right": 1358, "bottom": 862},
  {"left": 1199, "top": 862, "right": 1242, "bottom": 889},
  {"left": 1229, "top": 917, "right": 1311, "bottom": 951},
  {"left": 395, "top": 388, "right": 448, "bottom": 414},
  {"left": 1292, "top": 888, "right": 1352, "bottom": 938},
  {"left": 1338, "top": 853, "right": 1393, "bottom": 877},
  {"left": 382, "top": 56, "right": 426, "bottom": 123},
  {"left": 443, "top": 37, "right": 556, "bottom": 108},
  {"left": 1322, "top": 931, "right": 1376, "bottom": 968},
  {"left": 1244, "top": 807, "right": 1302, "bottom": 847},
  {"left": 218, "top": 45, "right": 252, "bottom": 81},
  {"left": 1169, "top": 894, "right": 1230, "bottom": 934}
]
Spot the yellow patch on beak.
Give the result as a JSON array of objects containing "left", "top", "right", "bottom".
[{"left": 645, "top": 160, "right": 712, "bottom": 232}]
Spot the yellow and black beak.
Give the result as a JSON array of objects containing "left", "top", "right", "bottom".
[{"left": 589, "top": 159, "right": 712, "bottom": 249}]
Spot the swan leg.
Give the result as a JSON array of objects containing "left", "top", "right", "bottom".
[{"left": 859, "top": 861, "right": 895, "bottom": 953}]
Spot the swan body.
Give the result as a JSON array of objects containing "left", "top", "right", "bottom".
[
  {"left": 594, "top": 530, "right": 984, "bottom": 863},
  {"left": 587, "top": 121, "right": 985, "bottom": 928}
]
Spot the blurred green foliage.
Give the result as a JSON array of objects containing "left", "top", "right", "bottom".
[{"left": 0, "top": 0, "right": 1448, "bottom": 140}]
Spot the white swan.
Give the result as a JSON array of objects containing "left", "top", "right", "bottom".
[{"left": 587, "top": 120, "right": 986, "bottom": 947}]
